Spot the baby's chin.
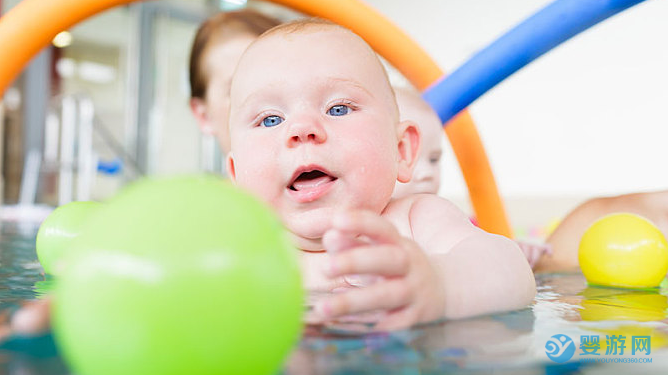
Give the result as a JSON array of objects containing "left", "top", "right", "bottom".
[{"left": 282, "top": 211, "right": 332, "bottom": 251}]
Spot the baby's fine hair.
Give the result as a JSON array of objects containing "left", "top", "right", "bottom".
[{"left": 258, "top": 17, "right": 340, "bottom": 38}]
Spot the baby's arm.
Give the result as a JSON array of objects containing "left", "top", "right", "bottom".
[
  {"left": 314, "top": 195, "right": 535, "bottom": 329},
  {"left": 409, "top": 195, "right": 536, "bottom": 319}
]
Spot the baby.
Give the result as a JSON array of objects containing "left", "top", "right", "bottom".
[
  {"left": 392, "top": 86, "right": 443, "bottom": 199},
  {"left": 226, "top": 19, "right": 535, "bottom": 330}
]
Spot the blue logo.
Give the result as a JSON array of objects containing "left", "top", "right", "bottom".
[{"left": 545, "top": 334, "right": 575, "bottom": 363}]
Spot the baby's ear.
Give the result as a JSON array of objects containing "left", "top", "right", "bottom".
[
  {"left": 396, "top": 120, "right": 420, "bottom": 183},
  {"left": 189, "top": 97, "right": 215, "bottom": 135},
  {"left": 226, "top": 152, "right": 237, "bottom": 182}
]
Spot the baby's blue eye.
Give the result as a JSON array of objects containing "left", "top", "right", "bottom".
[
  {"left": 262, "top": 115, "right": 284, "bottom": 127},
  {"left": 327, "top": 104, "right": 351, "bottom": 117}
]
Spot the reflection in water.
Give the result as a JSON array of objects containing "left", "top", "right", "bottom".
[
  {"left": 0, "top": 223, "right": 68, "bottom": 375},
  {"left": 0, "top": 223, "right": 46, "bottom": 312},
  {"left": 287, "top": 310, "right": 541, "bottom": 375},
  {"left": 33, "top": 277, "right": 56, "bottom": 299},
  {"left": 288, "top": 274, "right": 668, "bottom": 374},
  {"left": 0, "top": 224, "right": 668, "bottom": 374},
  {"left": 579, "top": 286, "right": 668, "bottom": 322},
  {"left": 577, "top": 285, "right": 668, "bottom": 355}
]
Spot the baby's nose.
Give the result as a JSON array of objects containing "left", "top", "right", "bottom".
[{"left": 286, "top": 118, "right": 327, "bottom": 147}]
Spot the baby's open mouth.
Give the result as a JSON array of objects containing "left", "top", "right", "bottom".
[{"left": 289, "top": 170, "right": 337, "bottom": 191}]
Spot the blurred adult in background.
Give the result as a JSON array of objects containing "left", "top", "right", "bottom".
[{"left": 189, "top": 9, "right": 281, "bottom": 154}]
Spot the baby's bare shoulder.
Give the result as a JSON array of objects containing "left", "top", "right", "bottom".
[
  {"left": 381, "top": 195, "right": 417, "bottom": 239},
  {"left": 383, "top": 194, "right": 473, "bottom": 239}
]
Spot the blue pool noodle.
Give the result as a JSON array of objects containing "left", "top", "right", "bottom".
[{"left": 423, "top": 0, "right": 647, "bottom": 125}]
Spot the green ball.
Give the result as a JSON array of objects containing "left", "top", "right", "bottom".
[
  {"left": 53, "top": 175, "right": 303, "bottom": 375},
  {"left": 36, "top": 201, "right": 101, "bottom": 275}
]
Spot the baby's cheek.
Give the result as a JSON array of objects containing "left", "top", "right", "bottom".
[
  {"left": 234, "top": 159, "right": 278, "bottom": 198},
  {"left": 355, "top": 160, "right": 396, "bottom": 211}
]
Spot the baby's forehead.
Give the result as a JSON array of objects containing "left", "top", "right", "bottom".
[
  {"left": 230, "top": 23, "right": 398, "bottom": 119},
  {"left": 236, "top": 25, "right": 385, "bottom": 83},
  {"left": 249, "top": 26, "right": 373, "bottom": 64}
]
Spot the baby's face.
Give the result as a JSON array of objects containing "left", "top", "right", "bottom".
[
  {"left": 393, "top": 92, "right": 443, "bottom": 198},
  {"left": 227, "top": 27, "right": 401, "bottom": 250}
]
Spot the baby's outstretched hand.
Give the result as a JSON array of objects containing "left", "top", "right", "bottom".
[{"left": 315, "top": 210, "right": 445, "bottom": 331}]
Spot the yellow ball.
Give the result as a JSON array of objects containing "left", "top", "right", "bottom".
[{"left": 579, "top": 213, "right": 668, "bottom": 289}]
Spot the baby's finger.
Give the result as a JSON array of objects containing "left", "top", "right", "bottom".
[
  {"left": 332, "top": 210, "right": 401, "bottom": 245},
  {"left": 322, "top": 228, "right": 368, "bottom": 253},
  {"left": 325, "top": 245, "right": 409, "bottom": 277},
  {"left": 315, "top": 279, "right": 411, "bottom": 318},
  {"left": 373, "top": 307, "right": 420, "bottom": 331}
]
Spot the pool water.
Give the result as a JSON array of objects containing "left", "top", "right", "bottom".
[
  {"left": 1, "top": 222, "right": 667, "bottom": 374},
  {"left": 0, "top": 222, "right": 68, "bottom": 374}
]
